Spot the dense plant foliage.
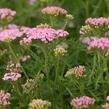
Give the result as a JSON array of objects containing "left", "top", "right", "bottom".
[{"left": 0, "top": 0, "right": 109, "bottom": 109}]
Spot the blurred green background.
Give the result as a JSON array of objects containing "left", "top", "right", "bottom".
[{"left": 0, "top": 0, "right": 108, "bottom": 27}]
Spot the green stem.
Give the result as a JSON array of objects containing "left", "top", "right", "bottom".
[
  {"left": 106, "top": 0, "right": 109, "bottom": 13},
  {"left": 103, "top": 57, "right": 108, "bottom": 71},
  {"left": 63, "top": 19, "right": 68, "bottom": 29},
  {"left": 103, "top": 57, "right": 108, "bottom": 78},
  {"left": 55, "top": 56, "right": 60, "bottom": 82},
  {"left": 49, "top": 16, "right": 54, "bottom": 27},
  {"left": 85, "top": 0, "right": 90, "bottom": 17},
  {"left": 79, "top": 79, "right": 85, "bottom": 95},
  {"left": 40, "top": 45, "right": 49, "bottom": 79},
  {"left": 27, "top": 47, "right": 41, "bottom": 63},
  {"left": 95, "top": 52, "right": 105, "bottom": 88},
  {"left": 10, "top": 81, "right": 21, "bottom": 96},
  {"left": 88, "top": 55, "right": 97, "bottom": 85},
  {"left": 92, "top": 0, "right": 102, "bottom": 17}
]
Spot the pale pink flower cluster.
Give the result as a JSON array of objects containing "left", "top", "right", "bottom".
[
  {"left": 106, "top": 96, "right": 109, "bottom": 101},
  {"left": 28, "top": 0, "right": 36, "bottom": 5},
  {"left": 88, "top": 38, "right": 109, "bottom": 52},
  {"left": 0, "top": 27, "right": 3, "bottom": 32},
  {"left": 22, "top": 79, "right": 34, "bottom": 88},
  {"left": 0, "top": 24, "right": 19, "bottom": 32},
  {"left": 0, "top": 90, "right": 11, "bottom": 106},
  {"left": 29, "top": 99, "right": 51, "bottom": 109},
  {"left": 0, "top": 8, "right": 16, "bottom": 19},
  {"left": 7, "top": 24, "right": 20, "bottom": 30},
  {"left": 80, "top": 36, "right": 98, "bottom": 45},
  {"left": 0, "top": 29, "right": 23, "bottom": 41},
  {"left": 86, "top": 17, "right": 109, "bottom": 26},
  {"left": 2, "top": 72, "right": 21, "bottom": 81},
  {"left": 65, "top": 65, "right": 86, "bottom": 79},
  {"left": 103, "top": 103, "right": 109, "bottom": 109},
  {"left": 20, "top": 28, "right": 69, "bottom": 44},
  {"left": 20, "top": 55, "right": 31, "bottom": 62},
  {"left": 102, "top": 96, "right": 109, "bottom": 109},
  {"left": 41, "top": 6, "right": 67, "bottom": 16},
  {"left": 70, "top": 96, "right": 95, "bottom": 109},
  {"left": 6, "top": 61, "right": 21, "bottom": 72}
]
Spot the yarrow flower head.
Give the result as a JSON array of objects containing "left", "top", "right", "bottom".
[
  {"left": 86, "top": 17, "right": 109, "bottom": 27},
  {"left": 0, "top": 29, "right": 23, "bottom": 42},
  {"left": 20, "top": 28, "right": 69, "bottom": 44},
  {"left": 80, "top": 17, "right": 109, "bottom": 37},
  {"left": 65, "top": 65, "right": 86, "bottom": 79},
  {"left": 28, "top": 99, "right": 51, "bottom": 109},
  {"left": 70, "top": 96, "right": 95, "bottom": 109},
  {"left": 2, "top": 72, "right": 21, "bottom": 81},
  {"left": 0, "top": 8, "right": 16, "bottom": 20},
  {"left": 88, "top": 37, "right": 109, "bottom": 56},
  {"left": 0, "top": 90, "right": 11, "bottom": 106},
  {"left": 54, "top": 47, "right": 67, "bottom": 56},
  {"left": 41, "top": 6, "right": 67, "bottom": 16}
]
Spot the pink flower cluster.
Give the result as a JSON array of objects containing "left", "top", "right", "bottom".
[
  {"left": 2, "top": 72, "right": 21, "bottom": 81},
  {"left": 0, "top": 29, "right": 23, "bottom": 41},
  {"left": 41, "top": 6, "right": 67, "bottom": 16},
  {"left": 0, "top": 8, "right": 16, "bottom": 19},
  {"left": 70, "top": 96, "right": 95, "bottom": 109},
  {"left": 86, "top": 17, "right": 109, "bottom": 26},
  {"left": 56, "top": 29, "right": 69, "bottom": 37},
  {"left": 20, "top": 26, "right": 31, "bottom": 34},
  {"left": 0, "top": 90, "right": 11, "bottom": 106},
  {"left": 0, "top": 24, "right": 20, "bottom": 32},
  {"left": 20, "top": 28, "right": 69, "bottom": 44},
  {"left": 88, "top": 38, "right": 109, "bottom": 51},
  {"left": 80, "top": 36, "right": 98, "bottom": 45},
  {"left": 103, "top": 103, "right": 109, "bottom": 109}
]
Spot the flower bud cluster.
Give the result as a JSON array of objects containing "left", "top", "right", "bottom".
[
  {"left": 65, "top": 65, "right": 85, "bottom": 79},
  {"left": 28, "top": 99, "right": 51, "bottom": 109}
]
